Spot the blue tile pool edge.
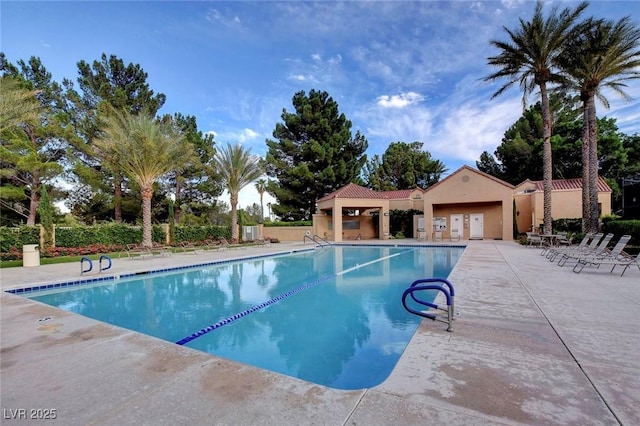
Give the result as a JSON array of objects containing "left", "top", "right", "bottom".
[
  {"left": 4, "top": 243, "right": 466, "bottom": 296},
  {"left": 4, "top": 248, "right": 316, "bottom": 295}
]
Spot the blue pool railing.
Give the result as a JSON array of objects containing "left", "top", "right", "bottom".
[
  {"left": 402, "top": 277, "right": 455, "bottom": 332},
  {"left": 80, "top": 255, "right": 112, "bottom": 275}
]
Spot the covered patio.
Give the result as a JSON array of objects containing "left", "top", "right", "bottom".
[{"left": 314, "top": 183, "right": 391, "bottom": 242}]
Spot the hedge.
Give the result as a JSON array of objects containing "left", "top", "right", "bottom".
[
  {"left": 173, "top": 225, "right": 231, "bottom": 243},
  {"left": 264, "top": 221, "right": 312, "bottom": 227},
  {"left": 55, "top": 224, "right": 165, "bottom": 247},
  {"left": 0, "top": 226, "right": 40, "bottom": 252},
  {"left": 602, "top": 220, "right": 640, "bottom": 246},
  {"left": 0, "top": 223, "right": 234, "bottom": 261}
]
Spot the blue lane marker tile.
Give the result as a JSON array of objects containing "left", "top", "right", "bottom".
[{"left": 175, "top": 273, "right": 336, "bottom": 346}]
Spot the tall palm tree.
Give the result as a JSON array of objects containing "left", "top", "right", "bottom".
[
  {"left": 484, "top": 1, "right": 588, "bottom": 234},
  {"left": 559, "top": 17, "right": 640, "bottom": 232},
  {"left": 255, "top": 178, "right": 267, "bottom": 223},
  {"left": 95, "top": 107, "right": 194, "bottom": 247},
  {"left": 214, "top": 143, "right": 264, "bottom": 242}
]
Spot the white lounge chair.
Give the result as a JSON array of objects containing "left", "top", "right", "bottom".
[
  {"left": 572, "top": 235, "right": 633, "bottom": 273},
  {"left": 557, "top": 233, "right": 613, "bottom": 267},
  {"left": 546, "top": 233, "right": 598, "bottom": 261}
]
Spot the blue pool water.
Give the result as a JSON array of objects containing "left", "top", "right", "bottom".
[{"left": 26, "top": 245, "right": 463, "bottom": 390}]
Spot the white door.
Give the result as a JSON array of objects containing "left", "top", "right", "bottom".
[
  {"left": 470, "top": 214, "right": 484, "bottom": 239},
  {"left": 450, "top": 214, "right": 463, "bottom": 238}
]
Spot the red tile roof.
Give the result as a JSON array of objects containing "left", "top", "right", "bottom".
[
  {"left": 531, "top": 176, "right": 611, "bottom": 192},
  {"left": 317, "top": 183, "right": 388, "bottom": 202},
  {"left": 380, "top": 189, "right": 416, "bottom": 199}
]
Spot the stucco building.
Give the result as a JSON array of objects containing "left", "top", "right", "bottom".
[{"left": 312, "top": 165, "right": 612, "bottom": 242}]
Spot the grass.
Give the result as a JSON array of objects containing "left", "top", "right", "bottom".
[
  {"left": 0, "top": 241, "right": 278, "bottom": 268},
  {"left": 0, "top": 252, "right": 124, "bottom": 269}
]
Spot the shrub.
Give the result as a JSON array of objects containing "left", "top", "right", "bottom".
[
  {"left": 173, "top": 225, "right": 231, "bottom": 243},
  {"left": 264, "top": 220, "right": 312, "bottom": 227},
  {"left": 0, "top": 226, "right": 40, "bottom": 252},
  {"left": 602, "top": 220, "right": 640, "bottom": 247}
]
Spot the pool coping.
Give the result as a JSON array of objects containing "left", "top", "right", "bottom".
[{"left": 1, "top": 240, "right": 639, "bottom": 425}]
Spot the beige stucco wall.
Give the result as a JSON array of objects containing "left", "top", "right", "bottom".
[
  {"left": 313, "top": 213, "right": 381, "bottom": 241},
  {"left": 317, "top": 197, "right": 390, "bottom": 242},
  {"left": 515, "top": 189, "right": 612, "bottom": 233},
  {"left": 432, "top": 202, "right": 505, "bottom": 240},
  {"left": 260, "top": 225, "right": 313, "bottom": 242},
  {"left": 423, "top": 168, "right": 514, "bottom": 241}
]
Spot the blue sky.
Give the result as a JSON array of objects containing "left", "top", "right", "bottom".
[{"left": 2, "top": 1, "right": 638, "bottom": 209}]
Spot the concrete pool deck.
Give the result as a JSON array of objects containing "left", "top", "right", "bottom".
[{"left": 1, "top": 240, "right": 638, "bottom": 425}]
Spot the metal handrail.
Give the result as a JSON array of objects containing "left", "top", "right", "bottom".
[
  {"left": 99, "top": 255, "right": 112, "bottom": 272},
  {"left": 402, "top": 277, "right": 455, "bottom": 332},
  {"left": 80, "top": 256, "right": 93, "bottom": 274},
  {"left": 312, "top": 234, "right": 332, "bottom": 246}
]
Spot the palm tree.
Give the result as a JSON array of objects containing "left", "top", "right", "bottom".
[
  {"left": 95, "top": 107, "right": 194, "bottom": 247},
  {"left": 255, "top": 179, "right": 267, "bottom": 223},
  {"left": 484, "top": 0, "right": 588, "bottom": 234},
  {"left": 559, "top": 17, "right": 640, "bottom": 233},
  {"left": 214, "top": 143, "right": 264, "bottom": 242}
]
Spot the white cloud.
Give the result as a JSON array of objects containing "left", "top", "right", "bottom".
[
  {"left": 376, "top": 92, "right": 424, "bottom": 108},
  {"left": 288, "top": 74, "right": 308, "bottom": 82},
  {"left": 238, "top": 128, "right": 259, "bottom": 143},
  {"left": 433, "top": 96, "right": 522, "bottom": 163},
  {"left": 206, "top": 8, "right": 241, "bottom": 27}
]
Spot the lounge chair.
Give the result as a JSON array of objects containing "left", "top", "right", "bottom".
[
  {"left": 546, "top": 233, "right": 598, "bottom": 261},
  {"left": 572, "top": 235, "right": 632, "bottom": 273},
  {"left": 557, "top": 233, "right": 613, "bottom": 267},
  {"left": 450, "top": 229, "right": 460, "bottom": 242},
  {"left": 255, "top": 237, "right": 271, "bottom": 247},
  {"left": 151, "top": 242, "right": 172, "bottom": 257},
  {"left": 120, "top": 243, "right": 153, "bottom": 259},
  {"left": 555, "top": 232, "right": 572, "bottom": 246},
  {"left": 217, "top": 238, "right": 230, "bottom": 251},
  {"left": 178, "top": 241, "right": 201, "bottom": 253}
]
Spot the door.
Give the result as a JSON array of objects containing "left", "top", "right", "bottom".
[
  {"left": 450, "top": 214, "right": 463, "bottom": 239},
  {"left": 470, "top": 214, "right": 484, "bottom": 239}
]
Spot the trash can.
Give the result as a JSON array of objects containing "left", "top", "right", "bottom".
[{"left": 23, "top": 244, "right": 40, "bottom": 267}]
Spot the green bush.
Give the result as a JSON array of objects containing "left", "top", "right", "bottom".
[
  {"left": 264, "top": 220, "right": 312, "bottom": 227},
  {"left": 173, "top": 225, "right": 231, "bottom": 243},
  {"left": 0, "top": 226, "right": 40, "bottom": 252},
  {"left": 602, "top": 220, "right": 640, "bottom": 246},
  {"left": 552, "top": 218, "right": 583, "bottom": 234},
  {"left": 55, "top": 224, "right": 166, "bottom": 247}
]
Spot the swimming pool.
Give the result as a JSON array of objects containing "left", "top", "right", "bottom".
[{"left": 24, "top": 245, "right": 463, "bottom": 390}]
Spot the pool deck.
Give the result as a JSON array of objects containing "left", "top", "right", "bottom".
[{"left": 1, "top": 240, "right": 638, "bottom": 425}]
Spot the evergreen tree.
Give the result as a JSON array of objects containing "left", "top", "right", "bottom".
[
  {"left": 265, "top": 89, "right": 368, "bottom": 221},
  {"left": 67, "top": 53, "right": 167, "bottom": 222},
  {"left": 364, "top": 141, "right": 446, "bottom": 191},
  {"left": 0, "top": 56, "right": 68, "bottom": 226},
  {"left": 159, "top": 113, "right": 221, "bottom": 223}
]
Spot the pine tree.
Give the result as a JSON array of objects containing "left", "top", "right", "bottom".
[{"left": 265, "top": 90, "right": 367, "bottom": 221}]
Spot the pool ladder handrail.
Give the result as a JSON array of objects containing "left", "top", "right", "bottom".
[
  {"left": 80, "top": 255, "right": 112, "bottom": 274},
  {"left": 402, "top": 277, "right": 456, "bottom": 332},
  {"left": 303, "top": 234, "right": 332, "bottom": 247}
]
